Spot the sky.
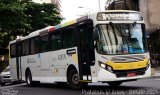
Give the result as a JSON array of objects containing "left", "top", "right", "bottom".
[
  {"left": 32, "top": 0, "right": 107, "bottom": 23},
  {"left": 60, "top": 0, "right": 106, "bottom": 23}
]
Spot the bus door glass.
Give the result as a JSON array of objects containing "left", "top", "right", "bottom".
[
  {"left": 16, "top": 42, "right": 22, "bottom": 80},
  {"left": 78, "top": 20, "right": 95, "bottom": 80}
]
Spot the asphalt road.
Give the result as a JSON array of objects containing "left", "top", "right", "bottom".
[{"left": 0, "top": 78, "right": 160, "bottom": 95}]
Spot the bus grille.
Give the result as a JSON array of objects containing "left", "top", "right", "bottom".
[
  {"left": 111, "top": 55, "right": 146, "bottom": 63},
  {"left": 114, "top": 67, "right": 146, "bottom": 78}
]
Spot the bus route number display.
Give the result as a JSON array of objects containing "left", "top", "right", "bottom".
[{"left": 97, "top": 12, "right": 143, "bottom": 21}]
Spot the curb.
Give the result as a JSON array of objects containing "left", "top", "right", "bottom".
[
  {"left": 141, "top": 75, "right": 160, "bottom": 80},
  {"left": 150, "top": 68, "right": 160, "bottom": 78},
  {"left": 150, "top": 75, "right": 160, "bottom": 79},
  {"left": 140, "top": 68, "right": 160, "bottom": 79}
]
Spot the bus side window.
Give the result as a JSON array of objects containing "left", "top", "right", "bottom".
[
  {"left": 30, "top": 37, "right": 40, "bottom": 54},
  {"left": 40, "top": 34, "right": 49, "bottom": 52},
  {"left": 62, "top": 26, "right": 76, "bottom": 48},
  {"left": 30, "top": 38, "right": 35, "bottom": 54},
  {"left": 22, "top": 40, "right": 29, "bottom": 56},
  {"left": 50, "top": 31, "right": 62, "bottom": 50}
]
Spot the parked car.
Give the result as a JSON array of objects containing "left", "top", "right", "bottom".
[{"left": 0, "top": 66, "right": 14, "bottom": 86}]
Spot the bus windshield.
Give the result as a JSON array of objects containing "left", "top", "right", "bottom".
[{"left": 96, "top": 23, "right": 147, "bottom": 55}]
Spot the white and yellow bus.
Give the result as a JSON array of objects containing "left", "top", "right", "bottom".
[{"left": 9, "top": 10, "right": 151, "bottom": 89}]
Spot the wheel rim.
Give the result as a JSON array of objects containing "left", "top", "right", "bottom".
[{"left": 72, "top": 74, "right": 79, "bottom": 84}]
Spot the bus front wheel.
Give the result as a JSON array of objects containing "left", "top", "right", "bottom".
[
  {"left": 68, "top": 69, "right": 82, "bottom": 89},
  {"left": 107, "top": 81, "right": 122, "bottom": 87}
]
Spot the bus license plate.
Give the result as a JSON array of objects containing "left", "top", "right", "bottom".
[{"left": 127, "top": 73, "right": 136, "bottom": 77}]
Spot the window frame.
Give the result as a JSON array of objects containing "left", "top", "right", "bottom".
[
  {"left": 50, "top": 30, "right": 62, "bottom": 51},
  {"left": 30, "top": 36, "right": 40, "bottom": 55},
  {"left": 21, "top": 39, "right": 29, "bottom": 56},
  {"left": 40, "top": 34, "right": 50, "bottom": 53},
  {"left": 10, "top": 43, "right": 16, "bottom": 58},
  {"left": 61, "top": 24, "right": 77, "bottom": 49}
]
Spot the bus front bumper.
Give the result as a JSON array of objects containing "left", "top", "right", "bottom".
[{"left": 97, "top": 66, "right": 151, "bottom": 82}]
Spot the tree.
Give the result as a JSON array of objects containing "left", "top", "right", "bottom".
[
  {"left": 0, "top": 1, "right": 29, "bottom": 47},
  {"left": 24, "top": 2, "right": 61, "bottom": 32},
  {"left": 0, "top": 0, "right": 62, "bottom": 48}
]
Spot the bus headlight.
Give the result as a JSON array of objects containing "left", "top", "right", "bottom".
[
  {"left": 98, "top": 61, "right": 106, "bottom": 68},
  {"left": 98, "top": 61, "right": 113, "bottom": 72},
  {"left": 100, "top": 63, "right": 106, "bottom": 68}
]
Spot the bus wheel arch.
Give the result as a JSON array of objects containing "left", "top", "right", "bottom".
[
  {"left": 25, "top": 68, "right": 30, "bottom": 75},
  {"left": 67, "top": 65, "right": 78, "bottom": 81},
  {"left": 66, "top": 65, "right": 82, "bottom": 89},
  {"left": 25, "top": 68, "right": 33, "bottom": 86}
]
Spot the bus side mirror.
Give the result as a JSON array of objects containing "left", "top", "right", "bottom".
[{"left": 93, "top": 28, "right": 99, "bottom": 41}]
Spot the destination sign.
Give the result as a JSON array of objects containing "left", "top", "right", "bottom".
[{"left": 97, "top": 12, "right": 143, "bottom": 21}]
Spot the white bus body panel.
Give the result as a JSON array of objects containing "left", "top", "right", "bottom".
[
  {"left": 9, "top": 58, "right": 17, "bottom": 80},
  {"left": 21, "top": 56, "right": 28, "bottom": 80},
  {"left": 26, "top": 54, "right": 41, "bottom": 81},
  {"left": 16, "top": 47, "right": 79, "bottom": 83},
  {"left": 49, "top": 47, "right": 79, "bottom": 83}
]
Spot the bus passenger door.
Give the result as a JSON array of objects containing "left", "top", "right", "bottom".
[
  {"left": 78, "top": 20, "right": 95, "bottom": 81},
  {"left": 16, "top": 42, "right": 22, "bottom": 80}
]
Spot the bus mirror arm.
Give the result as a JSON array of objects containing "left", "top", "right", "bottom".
[{"left": 93, "top": 28, "right": 99, "bottom": 41}]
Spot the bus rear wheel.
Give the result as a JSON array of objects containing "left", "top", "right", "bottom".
[
  {"left": 26, "top": 71, "right": 34, "bottom": 86},
  {"left": 68, "top": 69, "right": 82, "bottom": 89},
  {"left": 0, "top": 83, "right": 5, "bottom": 86},
  {"left": 107, "top": 81, "right": 122, "bottom": 87}
]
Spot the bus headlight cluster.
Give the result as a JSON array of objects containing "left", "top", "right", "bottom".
[
  {"left": 106, "top": 66, "right": 112, "bottom": 71},
  {"left": 98, "top": 61, "right": 113, "bottom": 72},
  {"left": 100, "top": 63, "right": 106, "bottom": 68}
]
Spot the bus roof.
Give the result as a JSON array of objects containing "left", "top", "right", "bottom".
[
  {"left": 101, "top": 10, "right": 140, "bottom": 13},
  {"left": 9, "top": 10, "right": 142, "bottom": 44}
]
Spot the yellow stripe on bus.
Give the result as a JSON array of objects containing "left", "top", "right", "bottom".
[
  {"left": 72, "top": 54, "right": 78, "bottom": 64},
  {"left": 61, "top": 20, "right": 76, "bottom": 28},
  {"left": 106, "top": 59, "right": 149, "bottom": 70}
]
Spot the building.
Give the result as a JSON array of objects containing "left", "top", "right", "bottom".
[
  {"left": 106, "top": 0, "right": 139, "bottom": 11},
  {"left": 32, "top": 0, "right": 61, "bottom": 15},
  {"left": 139, "top": 0, "right": 160, "bottom": 31},
  {"left": 106, "top": 0, "right": 160, "bottom": 31},
  {"left": 51, "top": 0, "right": 61, "bottom": 6},
  {"left": 32, "top": 0, "right": 51, "bottom": 3},
  {"left": 51, "top": 0, "right": 61, "bottom": 14},
  {"left": 139, "top": 0, "right": 160, "bottom": 66}
]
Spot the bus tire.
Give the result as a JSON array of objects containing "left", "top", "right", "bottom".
[
  {"left": 26, "top": 71, "right": 34, "bottom": 87},
  {"left": 0, "top": 83, "right": 5, "bottom": 86},
  {"left": 68, "top": 69, "right": 82, "bottom": 89},
  {"left": 107, "top": 81, "right": 122, "bottom": 87}
]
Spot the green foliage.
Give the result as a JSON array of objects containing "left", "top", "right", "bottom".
[
  {"left": 0, "top": 0, "right": 20, "bottom": 4},
  {"left": 0, "top": 0, "right": 62, "bottom": 48},
  {"left": 24, "top": 2, "right": 61, "bottom": 31}
]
